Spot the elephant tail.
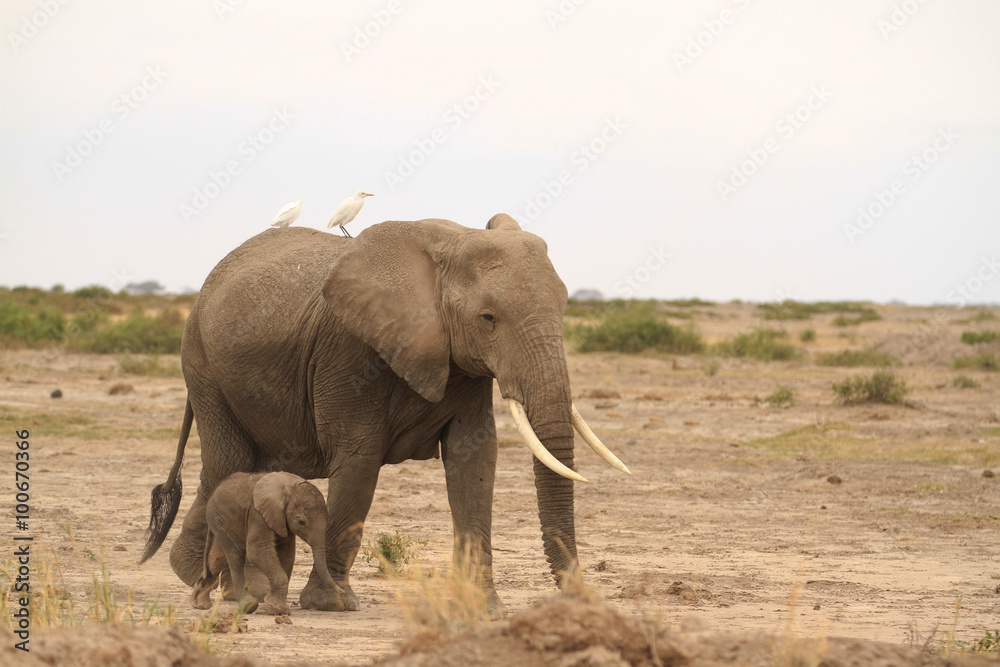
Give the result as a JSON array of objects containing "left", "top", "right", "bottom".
[{"left": 138, "top": 398, "right": 192, "bottom": 564}]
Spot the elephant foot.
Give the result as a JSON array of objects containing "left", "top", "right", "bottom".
[
  {"left": 238, "top": 593, "right": 259, "bottom": 615},
  {"left": 259, "top": 599, "right": 291, "bottom": 616},
  {"left": 300, "top": 579, "right": 349, "bottom": 611},
  {"left": 484, "top": 588, "right": 506, "bottom": 621},
  {"left": 190, "top": 580, "right": 214, "bottom": 610}
]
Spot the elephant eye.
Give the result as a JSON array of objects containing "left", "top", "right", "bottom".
[{"left": 480, "top": 312, "right": 496, "bottom": 330}]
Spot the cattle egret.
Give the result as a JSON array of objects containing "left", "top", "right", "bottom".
[
  {"left": 269, "top": 201, "right": 302, "bottom": 228},
  {"left": 327, "top": 191, "right": 373, "bottom": 238}
]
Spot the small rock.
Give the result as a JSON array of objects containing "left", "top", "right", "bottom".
[
  {"left": 827, "top": 475, "right": 842, "bottom": 485},
  {"left": 683, "top": 420, "right": 700, "bottom": 426},
  {"left": 820, "top": 505, "right": 827, "bottom": 510},
  {"left": 813, "top": 603, "right": 821, "bottom": 610},
  {"left": 983, "top": 470, "right": 995, "bottom": 478},
  {"left": 275, "top": 615, "right": 292, "bottom": 625},
  {"left": 108, "top": 383, "right": 134, "bottom": 396},
  {"left": 113, "top": 545, "right": 126, "bottom": 552},
  {"left": 592, "top": 560, "right": 608, "bottom": 572},
  {"left": 625, "top": 439, "right": 637, "bottom": 445},
  {"left": 595, "top": 401, "right": 618, "bottom": 409},
  {"left": 50, "top": 389, "right": 63, "bottom": 399}
]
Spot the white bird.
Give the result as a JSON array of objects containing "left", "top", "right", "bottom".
[
  {"left": 327, "top": 191, "right": 373, "bottom": 238},
  {"left": 269, "top": 201, "right": 302, "bottom": 228}
]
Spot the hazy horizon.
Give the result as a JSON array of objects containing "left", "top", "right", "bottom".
[{"left": 2, "top": 1, "right": 998, "bottom": 306}]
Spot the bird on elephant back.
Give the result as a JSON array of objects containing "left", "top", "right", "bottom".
[{"left": 139, "top": 212, "right": 630, "bottom": 617}]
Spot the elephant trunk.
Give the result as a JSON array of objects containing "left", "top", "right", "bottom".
[
  {"left": 520, "top": 348, "right": 579, "bottom": 586},
  {"left": 306, "top": 527, "right": 338, "bottom": 589}
]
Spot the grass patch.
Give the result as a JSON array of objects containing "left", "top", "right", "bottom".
[
  {"left": 0, "top": 408, "right": 177, "bottom": 441},
  {"left": 763, "top": 386, "right": 796, "bottom": 407},
  {"left": 953, "top": 353, "right": 999, "bottom": 372},
  {"left": 711, "top": 328, "right": 802, "bottom": 361},
  {"left": 832, "top": 309, "right": 881, "bottom": 327},
  {"left": 749, "top": 423, "right": 1000, "bottom": 466},
  {"left": 362, "top": 530, "right": 425, "bottom": 574},
  {"left": 960, "top": 330, "right": 1000, "bottom": 345},
  {"left": 758, "top": 300, "right": 876, "bottom": 321},
  {"left": 565, "top": 313, "right": 704, "bottom": 354},
  {"left": 951, "top": 375, "right": 981, "bottom": 389},
  {"left": 799, "top": 329, "right": 816, "bottom": 343},
  {"left": 815, "top": 347, "right": 899, "bottom": 367},
  {"left": 0, "top": 301, "right": 66, "bottom": 345},
  {"left": 832, "top": 369, "right": 909, "bottom": 404},
  {"left": 117, "top": 354, "right": 182, "bottom": 377}
]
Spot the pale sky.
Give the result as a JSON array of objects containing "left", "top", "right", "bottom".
[{"left": 1, "top": 1, "right": 998, "bottom": 305}]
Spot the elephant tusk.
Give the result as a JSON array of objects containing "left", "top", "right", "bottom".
[
  {"left": 571, "top": 404, "right": 631, "bottom": 475},
  {"left": 508, "top": 399, "right": 587, "bottom": 483}
]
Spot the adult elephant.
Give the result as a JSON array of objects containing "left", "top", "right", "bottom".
[{"left": 140, "top": 213, "right": 628, "bottom": 614}]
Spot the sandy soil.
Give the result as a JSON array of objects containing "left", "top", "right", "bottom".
[{"left": 1, "top": 302, "right": 998, "bottom": 665}]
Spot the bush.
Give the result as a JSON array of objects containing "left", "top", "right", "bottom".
[
  {"left": 832, "top": 369, "right": 909, "bottom": 405},
  {"left": 362, "top": 531, "right": 424, "bottom": 573},
  {"left": 566, "top": 314, "right": 704, "bottom": 354},
  {"left": 953, "top": 353, "right": 999, "bottom": 372},
  {"left": 712, "top": 329, "right": 801, "bottom": 361},
  {"left": 960, "top": 331, "right": 1000, "bottom": 345},
  {"left": 815, "top": 347, "right": 899, "bottom": 367},
  {"left": 951, "top": 375, "right": 980, "bottom": 389},
  {"left": 832, "top": 309, "right": 881, "bottom": 327},
  {"left": 758, "top": 300, "right": 876, "bottom": 321},
  {"left": 117, "top": 354, "right": 182, "bottom": 377},
  {"left": 800, "top": 329, "right": 816, "bottom": 343},
  {"left": 0, "top": 301, "right": 66, "bottom": 344},
  {"left": 70, "top": 312, "right": 184, "bottom": 354},
  {"left": 764, "top": 386, "right": 796, "bottom": 407}
]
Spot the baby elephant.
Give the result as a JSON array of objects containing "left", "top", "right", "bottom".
[{"left": 191, "top": 472, "right": 342, "bottom": 615}]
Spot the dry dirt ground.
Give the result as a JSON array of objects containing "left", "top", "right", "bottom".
[{"left": 1, "top": 302, "right": 998, "bottom": 665}]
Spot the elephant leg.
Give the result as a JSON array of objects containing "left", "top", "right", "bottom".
[
  {"left": 171, "top": 385, "right": 259, "bottom": 586},
  {"left": 276, "top": 535, "right": 295, "bottom": 581},
  {"left": 301, "top": 453, "right": 382, "bottom": 612},
  {"left": 441, "top": 389, "right": 505, "bottom": 619},
  {"left": 247, "top": 525, "right": 290, "bottom": 615},
  {"left": 191, "top": 532, "right": 227, "bottom": 609}
]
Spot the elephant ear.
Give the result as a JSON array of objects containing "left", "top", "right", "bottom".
[
  {"left": 322, "top": 220, "right": 461, "bottom": 403},
  {"left": 253, "top": 472, "right": 302, "bottom": 538},
  {"left": 486, "top": 213, "right": 522, "bottom": 232}
]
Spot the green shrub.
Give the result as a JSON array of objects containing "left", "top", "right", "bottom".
[
  {"left": 566, "top": 314, "right": 704, "bottom": 354},
  {"left": 832, "top": 309, "right": 881, "bottom": 327},
  {"left": 703, "top": 359, "right": 721, "bottom": 376},
  {"left": 832, "top": 369, "right": 909, "bottom": 405},
  {"left": 712, "top": 328, "right": 801, "bottom": 361},
  {"left": 0, "top": 301, "right": 66, "bottom": 344},
  {"left": 953, "top": 353, "right": 999, "bottom": 372},
  {"left": 362, "top": 530, "right": 424, "bottom": 573},
  {"left": 764, "top": 386, "right": 796, "bottom": 407},
  {"left": 70, "top": 312, "right": 184, "bottom": 354},
  {"left": 951, "top": 375, "right": 980, "bottom": 389},
  {"left": 800, "top": 329, "right": 816, "bottom": 343},
  {"left": 72, "top": 285, "right": 114, "bottom": 300},
  {"left": 960, "top": 330, "right": 1000, "bottom": 345},
  {"left": 815, "top": 347, "right": 899, "bottom": 367}
]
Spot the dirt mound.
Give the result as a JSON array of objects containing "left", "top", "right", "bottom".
[
  {"left": 380, "top": 597, "right": 999, "bottom": 667},
  {"left": 0, "top": 623, "right": 263, "bottom": 667}
]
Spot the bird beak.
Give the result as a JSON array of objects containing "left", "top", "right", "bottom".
[{"left": 365, "top": 193, "right": 374, "bottom": 197}]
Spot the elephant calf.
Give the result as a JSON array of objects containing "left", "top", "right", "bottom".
[{"left": 191, "top": 472, "right": 343, "bottom": 615}]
